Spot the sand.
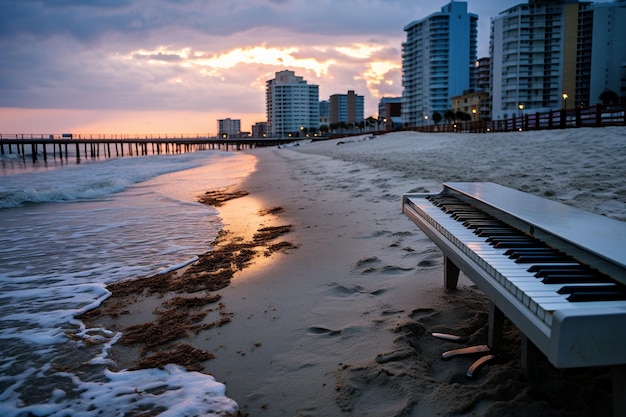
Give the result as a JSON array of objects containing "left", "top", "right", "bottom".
[{"left": 84, "top": 127, "right": 626, "bottom": 416}]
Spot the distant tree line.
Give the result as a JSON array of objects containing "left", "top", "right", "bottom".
[
  {"left": 320, "top": 116, "right": 380, "bottom": 133},
  {"left": 430, "top": 110, "right": 473, "bottom": 126}
]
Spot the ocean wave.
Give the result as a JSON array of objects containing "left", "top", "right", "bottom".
[{"left": 0, "top": 153, "right": 211, "bottom": 208}]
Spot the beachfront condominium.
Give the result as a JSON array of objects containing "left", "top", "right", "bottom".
[
  {"left": 266, "top": 70, "right": 320, "bottom": 137},
  {"left": 217, "top": 118, "right": 241, "bottom": 138},
  {"left": 490, "top": 0, "right": 626, "bottom": 120},
  {"left": 329, "top": 90, "right": 364, "bottom": 127},
  {"left": 402, "top": 1, "right": 478, "bottom": 127}
]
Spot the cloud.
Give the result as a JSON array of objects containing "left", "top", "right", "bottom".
[{"left": 1, "top": 0, "right": 536, "bottom": 132}]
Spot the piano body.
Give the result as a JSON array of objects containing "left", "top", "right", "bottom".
[{"left": 402, "top": 182, "right": 626, "bottom": 414}]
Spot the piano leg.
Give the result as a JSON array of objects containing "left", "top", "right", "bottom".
[
  {"left": 444, "top": 256, "right": 460, "bottom": 290},
  {"left": 521, "top": 334, "right": 541, "bottom": 381},
  {"left": 488, "top": 303, "right": 504, "bottom": 353},
  {"left": 613, "top": 365, "right": 626, "bottom": 417}
]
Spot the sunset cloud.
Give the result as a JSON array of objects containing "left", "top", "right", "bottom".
[{"left": 1, "top": 0, "right": 541, "bottom": 134}]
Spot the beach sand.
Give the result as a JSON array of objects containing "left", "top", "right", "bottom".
[{"left": 83, "top": 127, "right": 626, "bottom": 416}]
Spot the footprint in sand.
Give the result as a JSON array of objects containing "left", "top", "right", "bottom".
[
  {"left": 307, "top": 325, "right": 366, "bottom": 338},
  {"left": 327, "top": 282, "right": 389, "bottom": 297},
  {"left": 327, "top": 282, "right": 366, "bottom": 297},
  {"left": 417, "top": 259, "right": 440, "bottom": 268},
  {"left": 417, "top": 253, "right": 442, "bottom": 268},
  {"left": 380, "top": 265, "right": 415, "bottom": 275},
  {"left": 381, "top": 308, "right": 405, "bottom": 316},
  {"left": 410, "top": 308, "right": 437, "bottom": 320},
  {"left": 352, "top": 256, "right": 381, "bottom": 274},
  {"left": 307, "top": 326, "right": 341, "bottom": 337}
]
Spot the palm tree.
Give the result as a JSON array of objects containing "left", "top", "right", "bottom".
[
  {"left": 432, "top": 112, "right": 443, "bottom": 126},
  {"left": 599, "top": 90, "right": 619, "bottom": 106},
  {"left": 444, "top": 110, "right": 456, "bottom": 124}
]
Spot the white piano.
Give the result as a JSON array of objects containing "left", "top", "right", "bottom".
[{"left": 402, "top": 182, "right": 626, "bottom": 416}]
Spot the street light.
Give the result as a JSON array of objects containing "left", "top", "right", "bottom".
[
  {"left": 472, "top": 108, "right": 477, "bottom": 121},
  {"left": 424, "top": 115, "right": 428, "bottom": 126},
  {"left": 562, "top": 93, "right": 568, "bottom": 110}
]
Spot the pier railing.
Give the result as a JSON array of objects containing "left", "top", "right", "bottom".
[
  {"left": 0, "top": 136, "right": 299, "bottom": 163},
  {"left": 0, "top": 133, "right": 220, "bottom": 140}
]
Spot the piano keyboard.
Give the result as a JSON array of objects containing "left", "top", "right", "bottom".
[{"left": 409, "top": 193, "right": 626, "bottom": 329}]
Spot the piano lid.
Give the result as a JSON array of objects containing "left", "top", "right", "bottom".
[{"left": 443, "top": 182, "right": 626, "bottom": 273}]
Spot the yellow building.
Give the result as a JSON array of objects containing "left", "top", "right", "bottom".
[{"left": 450, "top": 90, "right": 489, "bottom": 121}]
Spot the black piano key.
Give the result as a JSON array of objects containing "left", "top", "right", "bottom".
[
  {"left": 464, "top": 220, "right": 506, "bottom": 229},
  {"left": 487, "top": 235, "right": 536, "bottom": 242},
  {"left": 515, "top": 254, "right": 576, "bottom": 264},
  {"left": 476, "top": 228, "right": 521, "bottom": 237},
  {"left": 494, "top": 241, "right": 544, "bottom": 249},
  {"left": 534, "top": 268, "right": 593, "bottom": 278},
  {"left": 558, "top": 284, "right": 619, "bottom": 294},
  {"left": 454, "top": 214, "right": 493, "bottom": 221},
  {"left": 527, "top": 264, "right": 585, "bottom": 273},
  {"left": 507, "top": 248, "right": 560, "bottom": 256},
  {"left": 508, "top": 250, "right": 559, "bottom": 260},
  {"left": 489, "top": 235, "right": 537, "bottom": 241},
  {"left": 441, "top": 205, "right": 470, "bottom": 213},
  {"left": 542, "top": 274, "right": 612, "bottom": 284},
  {"left": 566, "top": 291, "right": 626, "bottom": 302},
  {"left": 493, "top": 235, "right": 539, "bottom": 240},
  {"left": 505, "top": 247, "right": 554, "bottom": 254}
]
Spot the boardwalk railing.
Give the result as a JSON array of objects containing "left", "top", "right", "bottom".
[{"left": 412, "top": 104, "right": 626, "bottom": 133}]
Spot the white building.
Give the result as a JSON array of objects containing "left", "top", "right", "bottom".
[
  {"left": 217, "top": 118, "right": 241, "bottom": 138},
  {"left": 489, "top": 0, "right": 626, "bottom": 119},
  {"left": 266, "top": 70, "right": 320, "bottom": 137},
  {"left": 490, "top": 0, "right": 591, "bottom": 119},
  {"left": 402, "top": 1, "right": 478, "bottom": 127}
]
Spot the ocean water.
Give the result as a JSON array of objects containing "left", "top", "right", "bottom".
[{"left": 0, "top": 148, "right": 256, "bottom": 416}]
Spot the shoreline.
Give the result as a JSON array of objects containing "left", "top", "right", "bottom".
[{"left": 79, "top": 181, "right": 299, "bottom": 372}]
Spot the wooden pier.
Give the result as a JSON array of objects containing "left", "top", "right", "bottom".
[{"left": 0, "top": 136, "right": 299, "bottom": 163}]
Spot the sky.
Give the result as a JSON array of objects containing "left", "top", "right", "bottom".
[{"left": 0, "top": 0, "right": 532, "bottom": 135}]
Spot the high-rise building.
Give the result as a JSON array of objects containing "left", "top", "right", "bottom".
[
  {"left": 329, "top": 90, "right": 364, "bottom": 126},
  {"left": 402, "top": 1, "right": 478, "bottom": 127},
  {"left": 490, "top": 0, "right": 591, "bottom": 119},
  {"left": 217, "top": 118, "right": 241, "bottom": 138},
  {"left": 489, "top": 0, "right": 626, "bottom": 119},
  {"left": 266, "top": 70, "right": 320, "bottom": 137},
  {"left": 589, "top": 1, "right": 626, "bottom": 105}
]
